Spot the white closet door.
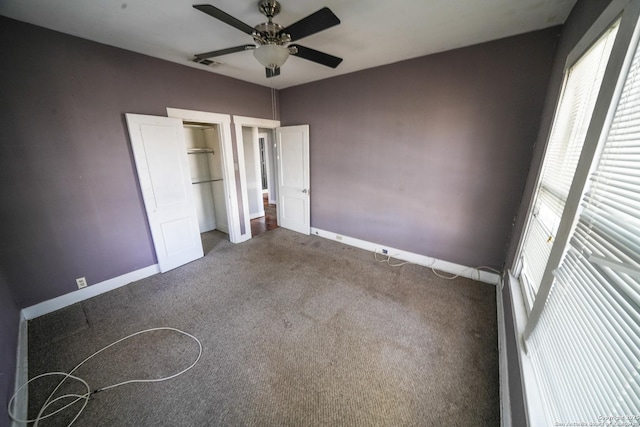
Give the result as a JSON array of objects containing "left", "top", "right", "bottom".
[
  {"left": 126, "top": 114, "right": 204, "bottom": 272},
  {"left": 276, "top": 125, "right": 310, "bottom": 235}
]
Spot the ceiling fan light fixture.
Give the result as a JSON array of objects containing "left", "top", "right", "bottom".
[
  {"left": 253, "top": 44, "right": 290, "bottom": 69},
  {"left": 193, "top": 2, "right": 343, "bottom": 78}
]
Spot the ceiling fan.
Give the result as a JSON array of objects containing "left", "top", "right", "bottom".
[{"left": 192, "top": 0, "right": 343, "bottom": 78}]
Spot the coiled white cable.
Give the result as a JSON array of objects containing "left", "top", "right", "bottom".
[{"left": 8, "top": 327, "right": 203, "bottom": 426}]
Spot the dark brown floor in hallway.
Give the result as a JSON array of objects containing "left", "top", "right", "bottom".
[{"left": 251, "top": 194, "right": 278, "bottom": 236}]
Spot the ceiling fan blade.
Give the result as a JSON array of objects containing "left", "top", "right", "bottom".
[
  {"left": 278, "top": 7, "right": 340, "bottom": 42},
  {"left": 193, "top": 4, "right": 255, "bottom": 35},
  {"left": 266, "top": 67, "right": 281, "bottom": 78},
  {"left": 290, "top": 45, "right": 343, "bottom": 68},
  {"left": 194, "top": 45, "right": 255, "bottom": 60}
]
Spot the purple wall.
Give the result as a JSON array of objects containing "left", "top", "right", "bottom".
[
  {"left": 280, "top": 28, "right": 559, "bottom": 269},
  {"left": 0, "top": 17, "right": 275, "bottom": 308},
  {"left": 0, "top": 270, "right": 20, "bottom": 427}
]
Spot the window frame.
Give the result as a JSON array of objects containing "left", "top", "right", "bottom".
[
  {"left": 511, "top": 0, "right": 640, "bottom": 339},
  {"left": 506, "top": 1, "right": 640, "bottom": 425},
  {"left": 515, "top": 25, "right": 620, "bottom": 312}
]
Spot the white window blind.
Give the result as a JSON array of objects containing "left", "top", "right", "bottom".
[
  {"left": 527, "top": 25, "right": 640, "bottom": 425},
  {"left": 518, "top": 24, "right": 619, "bottom": 308}
]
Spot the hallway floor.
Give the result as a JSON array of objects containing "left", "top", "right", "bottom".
[{"left": 250, "top": 194, "right": 278, "bottom": 237}]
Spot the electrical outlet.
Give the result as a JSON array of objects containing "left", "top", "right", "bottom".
[
  {"left": 382, "top": 249, "right": 388, "bottom": 255},
  {"left": 76, "top": 277, "right": 88, "bottom": 289}
]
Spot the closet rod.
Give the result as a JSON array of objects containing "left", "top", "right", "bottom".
[{"left": 192, "top": 178, "right": 223, "bottom": 185}]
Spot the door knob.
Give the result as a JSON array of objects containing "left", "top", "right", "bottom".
[{"left": 302, "top": 189, "right": 308, "bottom": 194}]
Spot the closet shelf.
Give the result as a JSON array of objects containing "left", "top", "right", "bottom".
[
  {"left": 187, "top": 148, "right": 214, "bottom": 154},
  {"left": 192, "top": 178, "right": 223, "bottom": 185}
]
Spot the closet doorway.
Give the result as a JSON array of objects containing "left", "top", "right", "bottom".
[
  {"left": 167, "top": 108, "right": 248, "bottom": 244},
  {"left": 183, "top": 122, "right": 230, "bottom": 252}
]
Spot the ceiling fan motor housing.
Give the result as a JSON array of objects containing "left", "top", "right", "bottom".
[
  {"left": 254, "top": 0, "right": 290, "bottom": 46},
  {"left": 253, "top": 21, "right": 290, "bottom": 45},
  {"left": 259, "top": 0, "right": 281, "bottom": 18}
]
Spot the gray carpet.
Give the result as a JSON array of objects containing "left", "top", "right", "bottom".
[{"left": 27, "top": 228, "right": 499, "bottom": 426}]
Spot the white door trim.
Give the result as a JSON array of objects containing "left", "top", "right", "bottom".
[
  {"left": 234, "top": 125, "right": 252, "bottom": 241},
  {"left": 234, "top": 115, "right": 281, "bottom": 129},
  {"left": 166, "top": 108, "right": 242, "bottom": 243},
  {"left": 258, "top": 131, "right": 275, "bottom": 204},
  {"left": 244, "top": 127, "right": 264, "bottom": 220}
]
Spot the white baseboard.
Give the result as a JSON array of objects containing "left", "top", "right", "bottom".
[
  {"left": 21, "top": 264, "right": 160, "bottom": 320},
  {"left": 215, "top": 224, "right": 229, "bottom": 234},
  {"left": 10, "top": 312, "right": 28, "bottom": 427},
  {"left": 310, "top": 227, "right": 501, "bottom": 285},
  {"left": 249, "top": 211, "right": 265, "bottom": 220},
  {"left": 199, "top": 221, "right": 217, "bottom": 234},
  {"left": 497, "top": 282, "right": 512, "bottom": 427}
]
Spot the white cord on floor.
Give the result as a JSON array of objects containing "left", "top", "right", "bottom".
[
  {"left": 374, "top": 250, "right": 502, "bottom": 281},
  {"left": 374, "top": 250, "right": 411, "bottom": 267},
  {"left": 8, "top": 327, "right": 203, "bottom": 427},
  {"left": 430, "top": 265, "right": 502, "bottom": 281}
]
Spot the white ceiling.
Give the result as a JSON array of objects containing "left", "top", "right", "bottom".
[{"left": 0, "top": 0, "right": 576, "bottom": 89}]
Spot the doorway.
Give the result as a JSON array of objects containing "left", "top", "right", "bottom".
[
  {"left": 241, "top": 126, "right": 279, "bottom": 237},
  {"left": 234, "top": 117, "right": 310, "bottom": 237},
  {"left": 234, "top": 115, "right": 281, "bottom": 239}
]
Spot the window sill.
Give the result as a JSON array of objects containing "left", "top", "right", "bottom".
[{"left": 505, "top": 270, "right": 547, "bottom": 427}]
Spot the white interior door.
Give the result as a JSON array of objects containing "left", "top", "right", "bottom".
[
  {"left": 276, "top": 125, "right": 310, "bottom": 235},
  {"left": 126, "top": 113, "right": 204, "bottom": 272}
]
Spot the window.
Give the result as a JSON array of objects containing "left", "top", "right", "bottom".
[
  {"left": 511, "top": 0, "right": 640, "bottom": 424},
  {"left": 529, "top": 31, "right": 640, "bottom": 424},
  {"left": 516, "top": 23, "right": 619, "bottom": 309}
]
